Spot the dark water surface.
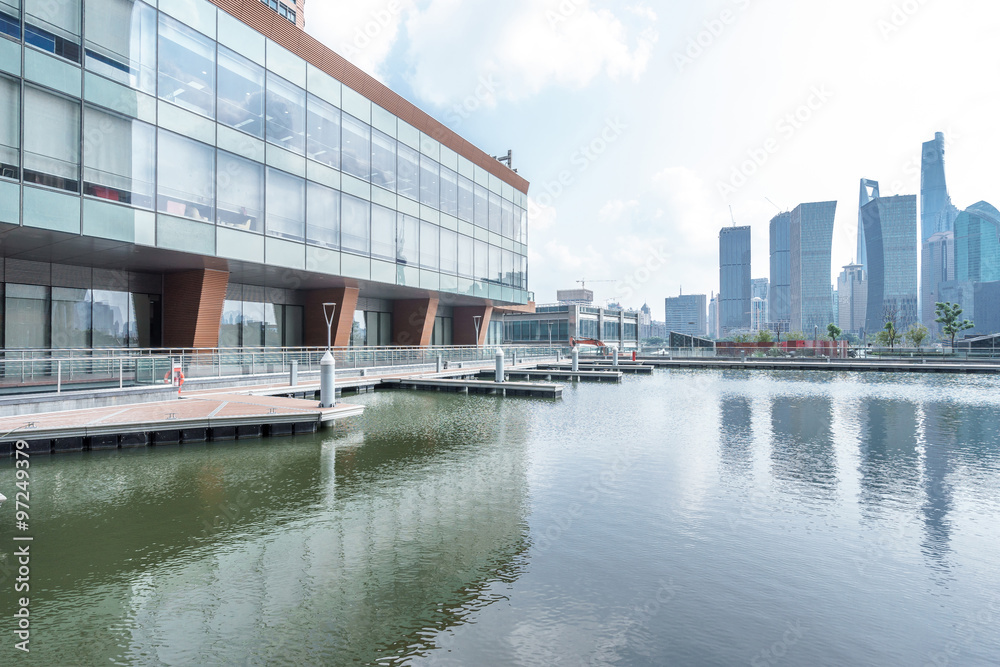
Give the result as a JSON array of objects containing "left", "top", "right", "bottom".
[{"left": 2, "top": 370, "right": 1000, "bottom": 665}]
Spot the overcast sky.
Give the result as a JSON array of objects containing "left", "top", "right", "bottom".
[{"left": 306, "top": 0, "right": 1000, "bottom": 319}]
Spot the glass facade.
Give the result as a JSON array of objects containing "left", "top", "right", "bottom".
[
  {"left": 862, "top": 195, "right": 918, "bottom": 334},
  {"left": 768, "top": 212, "right": 791, "bottom": 328},
  {"left": 719, "top": 226, "right": 751, "bottom": 334},
  {"left": 954, "top": 202, "right": 1000, "bottom": 284},
  {"left": 664, "top": 294, "right": 708, "bottom": 336},
  {"left": 0, "top": 0, "right": 529, "bottom": 306},
  {"left": 789, "top": 201, "right": 836, "bottom": 333}
]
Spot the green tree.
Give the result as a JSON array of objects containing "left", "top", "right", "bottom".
[
  {"left": 827, "top": 323, "right": 842, "bottom": 342},
  {"left": 905, "top": 323, "right": 929, "bottom": 349},
  {"left": 879, "top": 320, "right": 901, "bottom": 350},
  {"left": 785, "top": 331, "right": 807, "bottom": 341},
  {"left": 755, "top": 329, "right": 774, "bottom": 343},
  {"left": 731, "top": 332, "right": 752, "bottom": 343},
  {"left": 644, "top": 337, "right": 666, "bottom": 347},
  {"left": 935, "top": 302, "right": 974, "bottom": 348}
]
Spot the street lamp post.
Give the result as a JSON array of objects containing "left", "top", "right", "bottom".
[
  {"left": 473, "top": 315, "right": 482, "bottom": 350},
  {"left": 322, "top": 303, "right": 337, "bottom": 350},
  {"left": 548, "top": 322, "right": 553, "bottom": 348}
]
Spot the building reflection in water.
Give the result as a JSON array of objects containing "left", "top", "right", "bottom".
[
  {"left": 855, "top": 398, "right": 921, "bottom": 517},
  {"left": 718, "top": 395, "right": 754, "bottom": 480},
  {"left": 769, "top": 396, "right": 837, "bottom": 498}
]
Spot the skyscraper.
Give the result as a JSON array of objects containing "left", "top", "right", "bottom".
[
  {"left": 708, "top": 292, "right": 719, "bottom": 339},
  {"left": 837, "top": 262, "right": 867, "bottom": 335},
  {"left": 768, "top": 212, "right": 791, "bottom": 331},
  {"left": 920, "top": 133, "right": 960, "bottom": 328},
  {"left": 665, "top": 293, "right": 708, "bottom": 336},
  {"left": 857, "top": 179, "right": 880, "bottom": 271},
  {"left": 790, "top": 201, "right": 837, "bottom": 334},
  {"left": 719, "top": 226, "right": 751, "bottom": 335},
  {"left": 954, "top": 201, "right": 1000, "bottom": 283},
  {"left": 751, "top": 277, "right": 769, "bottom": 323},
  {"left": 863, "top": 195, "right": 919, "bottom": 335}
]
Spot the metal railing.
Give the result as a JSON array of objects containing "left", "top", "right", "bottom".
[{"left": 0, "top": 345, "right": 565, "bottom": 395}]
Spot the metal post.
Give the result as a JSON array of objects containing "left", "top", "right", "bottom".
[
  {"left": 613, "top": 347, "right": 619, "bottom": 368},
  {"left": 495, "top": 347, "right": 505, "bottom": 383},
  {"left": 322, "top": 303, "right": 337, "bottom": 350},
  {"left": 119, "top": 358, "right": 123, "bottom": 389},
  {"left": 290, "top": 360, "right": 298, "bottom": 387},
  {"left": 57, "top": 360, "right": 62, "bottom": 393},
  {"left": 436, "top": 355, "right": 442, "bottom": 373},
  {"left": 473, "top": 315, "right": 482, "bottom": 349},
  {"left": 572, "top": 347, "right": 579, "bottom": 372},
  {"left": 320, "top": 351, "right": 336, "bottom": 408}
]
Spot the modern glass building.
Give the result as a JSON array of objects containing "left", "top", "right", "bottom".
[
  {"left": 503, "top": 303, "right": 639, "bottom": 350},
  {"left": 920, "top": 132, "right": 959, "bottom": 243},
  {"left": 664, "top": 292, "right": 706, "bottom": 337},
  {"left": 921, "top": 231, "right": 954, "bottom": 336},
  {"left": 0, "top": 0, "right": 531, "bottom": 351},
  {"left": 836, "top": 262, "right": 866, "bottom": 336},
  {"left": 719, "top": 225, "right": 751, "bottom": 335},
  {"left": 954, "top": 201, "right": 1000, "bottom": 284},
  {"left": 789, "top": 201, "right": 836, "bottom": 334},
  {"left": 768, "top": 212, "right": 790, "bottom": 331},
  {"left": 862, "top": 195, "right": 918, "bottom": 335},
  {"left": 856, "top": 179, "right": 878, "bottom": 273}
]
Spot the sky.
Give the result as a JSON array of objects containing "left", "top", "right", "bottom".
[{"left": 305, "top": 0, "right": 1000, "bottom": 320}]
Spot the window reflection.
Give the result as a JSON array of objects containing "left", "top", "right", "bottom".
[
  {"left": 0, "top": 75, "right": 20, "bottom": 180},
  {"left": 371, "top": 129, "right": 396, "bottom": 191},
  {"left": 218, "top": 47, "right": 264, "bottom": 137},
  {"left": 83, "top": 106, "right": 155, "bottom": 207},
  {"left": 440, "top": 168, "right": 458, "bottom": 217},
  {"left": 458, "top": 175, "right": 474, "bottom": 222},
  {"left": 473, "top": 183, "right": 488, "bottom": 228},
  {"left": 458, "top": 235, "right": 474, "bottom": 278},
  {"left": 157, "top": 14, "right": 215, "bottom": 118},
  {"left": 396, "top": 213, "right": 418, "bottom": 265},
  {"left": 266, "top": 167, "right": 305, "bottom": 240},
  {"left": 371, "top": 204, "right": 395, "bottom": 260},
  {"left": 157, "top": 130, "right": 214, "bottom": 221},
  {"left": 341, "top": 113, "right": 370, "bottom": 181},
  {"left": 341, "top": 193, "right": 370, "bottom": 255},
  {"left": 218, "top": 150, "right": 264, "bottom": 232},
  {"left": 440, "top": 228, "right": 458, "bottom": 274},
  {"left": 488, "top": 191, "right": 501, "bottom": 234},
  {"left": 397, "top": 143, "right": 419, "bottom": 201},
  {"left": 306, "top": 181, "right": 340, "bottom": 249},
  {"left": 419, "top": 155, "right": 439, "bottom": 208},
  {"left": 85, "top": 0, "right": 156, "bottom": 93},
  {"left": 306, "top": 94, "right": 340, "bottom": 169},
  {"left": 420, "top": 220, "right": 438, "bottom": 270},
  {"left": 23, "top": 87, "right": 79, "bottom": 192},
  {"left": 266, "top": 74, "right": 305, "bottom": 154}
]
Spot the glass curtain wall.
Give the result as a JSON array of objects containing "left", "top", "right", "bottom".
[
  {"left": 266, "top": 167, "right": 305, "bottom": 240},
  {"left": 0, "top": 75, "right": 19, "bottom": 179},
  {"left": 157, "top": 130, "right": 214, "bottom": 221},
  {"left": 157, "top": 14, "right": 214, "bottom": 118},
  {"left": 23, "top": 87, "right": 80, "bottom": 191},
  {"left": 265, "top": 74, "right": 305, "bottom": 154},
  {"left": 306, "top": 182, "right": 339, "bottom": 248},
  {"left": 5, "top": 285, "right": 50, "bottom": 348},
  {"left": 217, "top": 47, "right": 264, "bottom": 137},
  {"left": 306, "top": 94, "right": 339, "bottom": 169},
  {"left": 0, "top": 0, "right": 19, "bottom": 39},
  {"left": 25, "top": 0, "right": 80, "bottom": 61},
  {"left": 84, "top": 0, "right": 156, "bottom": 93},
  {"left": 217, "top": 150, "right": 264, "bottom": 231},
  {"left": 83, "top": 106, "right": 155, "bottom": 206}
]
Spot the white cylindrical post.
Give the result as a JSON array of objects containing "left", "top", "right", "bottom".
[
  {"left": 613, "top": 347, "right": 619, "bottom": 368},
  {"left": 436, "top": 355, "right": 442, "bottom": 373},
  {"left": 495, "top": 348, "right": 505, "bottom": 383},
  {"left": 320, "top": 351, "right": 336, "bottom": 408},
  {"left": 290, "top": 360, "right": 298, "bottom": 387},
  {"left": 572, "top": 347, "right": 579, "bottom": 372}
]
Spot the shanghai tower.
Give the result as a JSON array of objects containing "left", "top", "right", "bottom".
[{"left": 920, "top": 132, "right": 959, "bottom": 327}]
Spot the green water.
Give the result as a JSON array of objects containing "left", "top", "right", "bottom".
[{"left": 1, "top": 370, "right": 999, "bottom": 665}]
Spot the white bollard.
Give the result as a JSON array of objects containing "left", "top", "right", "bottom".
[
  {"left": 436, "top": 355, "right": 442, "bottom": 373},
  {"left": 613, "top": 347, "right": 619, "bottom": 368},
  {"left": 572, "top": 347, "right": 579, "bottom": 372},
  {"left": 290, "top": 360, "right": 298, "bottom": 387},
  {"left": 495, "top": 348, "right": 505, "bottom": 383},
  {"left": 319, "top": 351, "right": 336, "bottom": 408}
]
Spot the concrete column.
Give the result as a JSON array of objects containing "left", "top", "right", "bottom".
[
  {"left": 393, "top": 297, "right": 439, "bottom": 346},
  {"left": 319, "top": 351, "right": 335, "bottom": 407},
  {"left": 495, "top": 348, "right": 504, "bottom": 383},
  {"left": 304, "top": 287, "right": 359, "bottom": 348},
  {"left": 163, "top": 269, "right": 229, "bottom": 348},
  {"left": 572, "top": 347, "right": 579, "bottom": 372}
]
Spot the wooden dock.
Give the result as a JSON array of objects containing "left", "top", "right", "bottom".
[
  {"left": 501, "top": 368, "right": 624, "bottom": 382},
  {"left": 535, "top": 363, "right": 652, "bottom": 375},
  {"left": 381, "top": 377, "right": 563, "bottom": 397},
  {"left": 0, "top": 393, "right": 364, "bottom": 456}
]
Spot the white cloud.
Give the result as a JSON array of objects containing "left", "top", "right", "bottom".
[
  {"left": 305, "top": 0, "right": 413, "bottom": 80},
  {"left": 404, "top": 0, "right": 658, "bottom": 106}
]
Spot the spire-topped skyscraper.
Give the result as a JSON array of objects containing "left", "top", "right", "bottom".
[{"left": 920, "top": 133, "right": 960, "bottom": 327}]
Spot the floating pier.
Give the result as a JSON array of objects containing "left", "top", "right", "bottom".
[
  {"left": 0, "top": 393, "right": 363, "bottom": 457},
  {"left": 637, "top": 357, "right": 1000, "bottom": 374},
  {"left": 381, "top": 377, "right": 562, "bottom": 398},
  {"left": 535, "top": 362, "right": 652, "bottom": 375},
  {"left": 500, "top": 368, "right": 624, "bottom": 382}
]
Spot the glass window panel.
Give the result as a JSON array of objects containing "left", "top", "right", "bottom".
[
  {"left": 458, "top": 234, "right": 473, "bottom": 278},
  {"left": 85, "top": 0, "right": 155, "bottom": 93},
  {"left": 266, "top": 167, "right": 305, "bottom": 240},
  {"left": 341, "top": 113, "right": 370, "bottom": 181},
  {"left": 23, "top": 87, "right": 80, "bottom": 192},
  {"left": 475, "top": 239, "right": 488, "bottom": 283},
  {"left": 488, "top": 191, "right": 501, "bottom": 234},
  {"left": 92, "top": 289, "right": 129, "bottom": 347},
  {"left": 457, "top": 175, "right": 473, "bottom": 222},
  {"left": 371, "top": 203, "right": 395, "bottom": 261},
  {"left": 219, "top": 299, "right": 242, "bottom": 346},
  {"left": 420, "top": 221, "right": 438, "bottom": 270},
  {"left": 264, "top": 303, "right": 281, "bottom": 346},
  {"left": 440, "top": 227, "right": 457, "bottom": 275},
  {"left": 371, "top": 129, "right": 395, "bottom": 191},
  {"left": 284, "top": 305, "right": 302, "bottom": 346},
  {"left": 52, "top": 287, "right": 90, "bottom": 348},
  {"left": 473, "top": 183, "right": 488, "bottom": 228},
  {"left": 396, "top": 142, "right": 418, "bottom": 201},
  {"left": 157, "top": 129, "right": 214, "bottom": 221},
  {"left": 0, "top": 75, "right": 19, "bottom": 179},
  {"left": 502, "top": 198, "right": 514, "bottom": 238},
  {"left": 440, "top": 167, "right": 458, "bottom": 218},
  {"left": 217, "top": 150, "right": 264, "bottom": 231},
  {"left": 502, "top": 249, "right": 514, "bottom": 286},
  {"left": 83, "top": 106, "right": 155, "bottom": 207},
  {"left": 218, "top": 47, "right": 264, "bottom": 138},
  {"left": 242, "top": 301, "right": 264, "bottom": 347},
  {"left": 379, "top": 312, "right": 391, "bottom": 346},
  {"left": 266, "top": 73, "right": 305, "bottom": 154},
  {"left": 25, "top": 0, "right": 80, "bottom": 61},
  {"left": 0, "top": 2, "right": 19, "bottom": 40},
  {"left": 395, "top": 213, "right": 418, "bottom": 266},
  {"left": 366, "top": 311, "right": 378, "bottom": 346},
  {"left": 341, "top": 193, "right": 369, "bottom": 255},
  {"left": 419, "top": 155, "right": 438, "bottom": 208},
  {"left": 519, "top": 206, "right": 527, "bottom": 243},
  {"left": 489, "top": 245, "right": 501, "bottom": 283},
  {"left": 158, "top": 14, "right": 215, "bottom": 118},
  {"left": 350, "top": 310, "right": 366, "bottom": 347},
  {"left": 306, "top": 181, "right": 339, "bottom": 249},
  {"left": 306, "top": 94, "right": 340, "bottom": 169}
]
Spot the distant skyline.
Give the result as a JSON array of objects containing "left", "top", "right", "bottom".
[{"left": 305, "top": 1, "right": 1000, "bottom": 319}]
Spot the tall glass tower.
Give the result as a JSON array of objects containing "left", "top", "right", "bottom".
[
  {"left": 790, "top": 201, "right": 837, "bottom": 334},
  {"left": 857, "top": 179, "right": 879, "bottom": 271},
  {"left": 768, "top": 212, "right": 791, "bottom": 331},
  {"left": 863, "top": 195, "right": 919, "bottom": 335},
  {"left": 921, "top": 133, "right": 959, "bottom": 242},
  {"left": 719, "top": 226, "right": 751, "bottom": 335}
]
